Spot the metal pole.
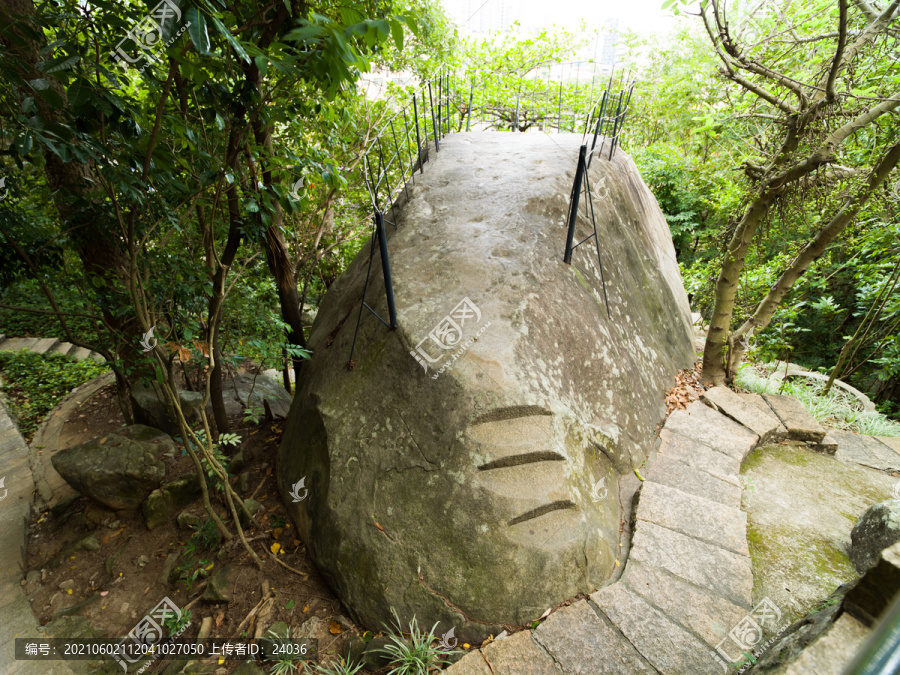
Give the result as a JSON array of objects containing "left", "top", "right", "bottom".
[
  {"left": 412, "top": 93, "right": 423, "bottom": 174},
  {"left": 437, "top": 73, "right": 442, "bottom": 139},
  {"left": 557, "top": 79, "right": 563, "bottom": 133},
  {"left": 375, "top": 210, "right": 398, "bottom": 329},
  {"left": 428, "top": 81, "right": 440, "bottom": 152},
  {"left": 513, "top": 84, "right": 522, "bottom": 132},
  {"left": 608, "top": 90, "right": 624, "bottom": 161},
  {"left": 564, "top": 145, "right": 587, "bottom": 264},
  {"left": 466, "top": 78, "right": 474, "bottom": 131}
]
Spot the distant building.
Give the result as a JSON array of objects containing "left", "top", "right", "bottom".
[{"left": 599, "top": 18, "right": 619, "bottom": 65}]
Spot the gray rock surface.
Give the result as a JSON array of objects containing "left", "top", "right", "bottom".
[
  {"left": 664, "top": 401, "right": 759, "bottom": 462},
  {"left": 780, "top": 613, "right": 869, "bottom": 675},
  {"left": 142, "top": 473, "right": 201, "bottom": 530},
  {"left": 51, "top": 427, "right": 168, "bottom": 510},
  {"left": 850, "top": 499, "right": 900, "bottom": 574},
  {"left": 224, "top": 373, "right": 293, "bottom": 419},
  {"left": 642, "top": 452, "right": 741, "bottom": 507},
  {"left": 833, "top": 429, "right": 900, "bottom": 471},
  {"left": 277, "top": 133, "right": 694, "bottom": 635},
  {"left": 130, "top": 383, "right": 205, "bottom": 436},
  {"left": 480, "top": 630, "right": 560, "bottom": 674}
]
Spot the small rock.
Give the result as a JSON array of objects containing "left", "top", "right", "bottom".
[
  {"left": 108, "top": 520, "right": 121, "bottom": 530},
  {"left": 237, "top": 472, "right": 251, "bottom": 493},
  {"left": 136, "top": 555, "right": 150, "bottom": 568},
  {"left": 120, "top": 602, "right": 130, "bottom": 615},
  {"left": 202, "top": 564, "right": 234, "bottom": 603},
  {"left": 229, "top": 450, "right": 245, "bottom": 473},
  {"left": 49, "top": 592, "right": 66, "bottom": 614},
  {"left": 177, "top": 511, "right": 202, "bottom": 530},
  {"left": 341, "top": 635, "right": 367, "bottom": 668},
  {"left": 160, "top": 552, "right": 180, "bottom": 585},
  {"left": 334, "top": 614, "right": 354, "bottom": 631},
  {"left": 58, "top": 579, "right": 75, "bottom": 592},
  {"left": 361, "top": 635, "right": 396, "bottom": 671},
  {"left": 238, "top": 499, "right": 261, "bottom": 529},
  {"left": 850, "top": 499, "right": 900, "bottom": 573},
  {"left": 25, "top": 570, "right": 41, "bottom": 586},
  {"left": 78, "top": 536, "right": 100, "bottom": 551},
  {"left": 143, "top": 473, "right": 203, "bottom": 530}
]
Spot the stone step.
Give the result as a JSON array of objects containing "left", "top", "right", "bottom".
[
  {"left": 49, "top": 342, "right": 77, "bottom": 356},
  {"left": 621, "top": 561, "right": 749, "bottom": 649},
  {"left": 643, "top": 453, "right": 742, "bottom": 508},
  {"left": 628, "top": 520, "right": 753, "bottom": 608},
  {"left": 761, "top": 393, "right": 827, "bottom": 443},
  {"left": 533, "top": 599, "right": 655, "bottom": 673},
  {"left": 478, "top": 629, "right": 561, "bottom": 674},
  {"left": 782, "top": 613, "right": 870, "bottom": 675},
  {"left": 0, "top": 337, "right": 39, "bottom": 352},
  {"left": 664, "top": 401, "right": 759, "bottom": 462},
  {"left": 832, "top": 429, "right": 900, "bottom": 472},
  {"left": 29, "top": 337, "right": 59, "bottom": 355},
  {"left": 88, "top": 351, "right": 105, "bottom": 363},
  {"left": 635, "top": 481, "right": 748, "bottom": 556},
  {"left": 592, "top": 582, "right": 725, "bottom": 675},
  {"left": 875, "top": 436, "right": 900, "bottom": 454},
  {"left": 657, "top": 429, "right": 741, "bottom": 486},
  {"left": 69, "top": 347, "right": 92, "bottom": 361},
  {"left": 702, "top": 387, "right": 783, "bottom": 445}
]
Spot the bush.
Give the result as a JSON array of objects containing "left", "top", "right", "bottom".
[{"left": 0, "top": 350, "right": 108, "bottom": 440}]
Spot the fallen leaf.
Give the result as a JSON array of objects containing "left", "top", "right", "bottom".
[
  {"left": 215, "top": 612, "right": 224, "bottom": 628},
  {"left": 99, "top": 437, "right": 107, "bottom": 444},
  {"left": 302, "top": 603, "right": 309, "bottom": 613},
  {"left": 272, "top": 528, "right": 282, "bottom": 540},
  {"left": 329, "top": 620, "right": 342, "bottom": 635},
  {"left": 66, "top": 589, "right": 73, "bottom": 595},
  {"left": 100, "top": 591, "right": 108, "bottom": 597},
  {"left": 270, "top": 543, "right": 282, "bottom": 555}
]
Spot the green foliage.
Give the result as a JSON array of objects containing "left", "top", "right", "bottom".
[
  {"left": 377, "top": 608, "right": 453, "bottom": 674},
  {"left": 265, "top": 624, "right": 299, "bottom": 675},
  {"left": 173, "top": 518, "right": 221, "bottom": 589},
  {"left": 0, "top": 350, "right": 107, "bottom": 439},
  {"left": 312, "top": 659, "right": 365, "bottom": 675},
  {"left": 163, "top": 608, "right": 192, "bottom": 636}
]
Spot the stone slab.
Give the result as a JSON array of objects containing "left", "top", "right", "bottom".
[
  {"left": 623, "top": 561, "right": 749, "bottom": 647},
  {"left": 29, "top": 338, "right": 59, "bottom": 355},
  {"left": 444, "top": 651, "right": 493, "bottom": 675},
  {"left": 0, "top": 337, "right": 39, "bottom": 352},
  {"left": 533, "top": 599, "right": 655, "bottom": 674},
  {"left": 875, "top": 436, "right": 900, "bottom": 454},
  {"left": 480, "top": 630, "right": 561, "bottom": 674},
  {"left": 736, "top": 392, "right": 788, "bottom": 435},
  {"left": 665, "top": 401, "right": 759, "bottom": 462},
  {"left": 69, "top": 347, "right": 92, "bottom": 361},
  {"left": 811, "top": 430, "right": 840, "bottom": 456},
  {"left": 591, "top": 582, "right": 724, "bottom": 675},
  {"left": 49, "top": 342, "right": 76, "bottom": 356},
  {"left": 629, "top": 520, "right": 753, "bottom": 608},
  {"left": 702, "top": 387, "right": 783, "bottom": 444},
  {"left": 782, "top": 613, "right": 869, "bottom": 675},
  {"left": 643, "top": 453, "right": 742, "bottom": 508},
  {"left": 833, "top": 429, "right": 900, "bottom": 471},
  {"left": 636, "top": 481, "right": 748, "bottom": 555},
  {"left": 761, "top": 393, "right": 827, "bottom": 443},
  {"left": 658, "top": 429, "right": 741, "bottom": 486}
]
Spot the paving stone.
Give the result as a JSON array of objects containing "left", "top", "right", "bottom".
[
  {"left": 444, "top": 651, "right": 493, "bottom": 675},
  {"left": 658, "top": 429, "right": 741, "bottom": 486},
  {"left": 736, "top": 392, "right": 788, "bottom": 435},
  {"left": 591, "top": 582, "right": 724, "bottom": 675},
  {"left": 69, "top": 347, "right": 91, "bottom": 361},
  {"left": 622, "top": 561, "right": 749, "bottom": 647},
  {"left": 702, "top": 387, "right": 783, "bottom": 444},
  {"left": 480, "top": 630, "right": 561, "bottom": 674},
  {"left": 643, "top": 454, "right": 742, "bottom": 508},
  {"left": 629, "top": 520, "right": 753, "bottom": 608},
  {"left": 761, "top": 393, "right": 827, "bottom": 443},
  {"left": 665, "top": 401, "right": 759, "bottom": 461},
  {"left": 636, "top": 481, "right": 748, "bottom": 555},
  {"left": 0, "top": 337, "right": 39, "bottom": 352},
  {"left": 811, "top": 430, "right": 840, "bottom": 456},
  {"left": 833, "top": 429, "right": 900, "bottom": 471},
  {"left": 875, "top": 436, "right": 900, "bottom": 454},
  {"left": 29, "top": 338, "right": 59, "bottom": 355},
  {"left": 88, "top": 352, "right": 105, "bottom": 363},
  {"left": 782, "top": 613, "right": 869, "bottom": 675},
  {"left": 533, "top": 599, "right": 655, "bottom": 674}
]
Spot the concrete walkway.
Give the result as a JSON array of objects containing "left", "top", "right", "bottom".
[
  {"left": 446, "top": 388, "right": 900, "bottom": 674},
  {"left": 0, "top": 334, "right": 104, "bottom": 363}
]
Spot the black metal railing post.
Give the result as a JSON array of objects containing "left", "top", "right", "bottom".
[
  {"left": 412, "top": 93, "right": 423, "bottom": 173},
  {"left": 563, "top": 144, "right": 587, "bottom": 264},
  {"left": 375, "top": 210, "right": 398, "bottom": 329},
  {"left": 466, "top": 78, "right": 474, "bottom": 131}
]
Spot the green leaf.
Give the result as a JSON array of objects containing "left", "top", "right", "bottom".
[
  {"left": 285, "top": 600, "right": 295, "bottom": 610},
  {"left": 186, "top": 8, "right": 211, "bottom": 54},
  {"left": 209, "top": 14, "right": 250, "bottom": 63},
  {"left": 390, "top": 19, "right": 404, "bottom": 52},
  {"left": 38, "top": 55, "right": 80, "bottom": 74}
]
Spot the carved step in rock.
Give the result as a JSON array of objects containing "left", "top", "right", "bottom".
[
  {"left": 702, "top": 386, "right": 784, "bottom": 445},
  {"left": 761, "top": 392, "right": 827, "bottom": 443}
]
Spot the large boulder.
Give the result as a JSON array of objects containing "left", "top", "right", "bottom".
[
  {"left": 850, "top": 499, "right": 900, "bottom": 574},
  {"left": 224, "top": 373, "right": 293, "bottom": 419},
  {"left": 277, "top": 133, "right": 694, "bottom": 638},
  {"left": 130, "top": 383, "right": 205, "bottom": 436},
  {"left": 52, "top": 425, "right": 169, "bottom": 510}
]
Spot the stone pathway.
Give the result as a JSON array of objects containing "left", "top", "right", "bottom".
[
  {"left": 0, "top": 334, "right": 104, "bottom": 363},
  {"left": 445, "top": 388, "right": 900, "bottom": 674},
  {"left": 0, "top": 397, "right": 75, "bottom": 674}
]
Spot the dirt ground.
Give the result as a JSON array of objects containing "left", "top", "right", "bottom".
[{"left": 23, "top": 380, "right": 370, "bottom": 674}]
